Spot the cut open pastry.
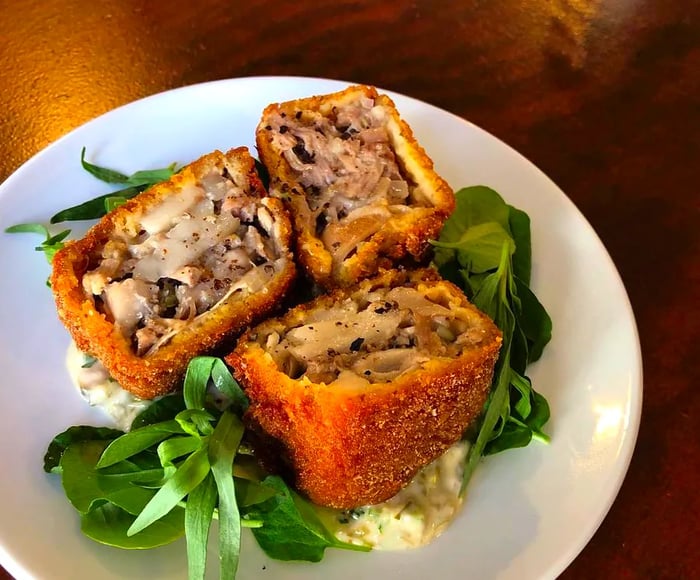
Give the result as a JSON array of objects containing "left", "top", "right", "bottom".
[
  {"left": 227, "top": 268, "right": 501, "bottom": 509},
  {"left": 51, "top": 147, "right": 296, "bottom": 399},
  {"left": 256, "top": 85, "right": 455, "bottom": 288}
]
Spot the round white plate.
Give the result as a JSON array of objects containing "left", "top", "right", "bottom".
[{"left": 0, "top": 77, "right": 642, "bottom": 580}]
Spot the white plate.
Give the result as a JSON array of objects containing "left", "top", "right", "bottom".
[{"left": 0, "top": 77, "right": 642, "bottom": 580}]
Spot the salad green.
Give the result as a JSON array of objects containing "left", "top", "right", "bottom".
[
  {"left": 45, "top": 357, "right": 368, "bottom": 579},
  {"left": 432, "top": 186, "right": 552, "bottom": 488}
]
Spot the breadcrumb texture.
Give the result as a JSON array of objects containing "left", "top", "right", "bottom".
[
  {"left": 227, "top": 269, "right": 501, "bottom": 509},
  {"left": 51, "top": 148, "right": 296, "bottom": 399},
  {"left": 256, "top": 85, "right": 455, "bottom": 289}
]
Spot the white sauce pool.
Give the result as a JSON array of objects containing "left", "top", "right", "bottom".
[
  {"left": 66, "top": 342, "right": 469, "bottom": 549},
  {"left": 66, "top": 342, "right": 150, "bottom": 431},
  {"left": 324, "top": 442, "right": 469, "bottom": 550}
]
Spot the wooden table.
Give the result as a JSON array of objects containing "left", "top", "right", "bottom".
[{"left": 0, "top": 1, "right": 697, "bottom": 578}]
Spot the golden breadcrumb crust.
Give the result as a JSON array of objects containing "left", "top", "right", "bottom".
[
  {"left": 51, "top": 148, "right": 296, "bottom": 400},
  {"left": 256, "top": 85, "right": 456, "bottom": 289},
  {"left": 226, "top": 269, "right": 501, "bottom": 509}
]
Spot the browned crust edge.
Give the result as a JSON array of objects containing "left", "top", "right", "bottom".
[
  {"left": 255, "top": 85, "right": 456, "bottom": 289},
  {"left": 51, "top": 147, "right": 296, "bottom": 399},
  {"left": 226, "top": 268, "right": 502, "bottom": 509}
]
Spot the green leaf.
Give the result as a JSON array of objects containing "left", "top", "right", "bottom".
[
  {"left": 233, "top": 455, "right": 270, "bottom": 483},
  {"left": 508, "top": 205, "right": 532, "bottom": 285},
  {"left": 81, "top": 147, "right": 130, "bottom": 183},
  {"left": 60, "top": 440, "right": 158, "bottom": 515},
  {"left": 463, "top": 244, "right": 516, "bottom": 490},
  {"left": 105, "top": 196, "right": 128, "bottom": 212},
  {"left": 234, "top": 478, "right": 278, "bottom": 507},
  {"left": 128, "top": 445, "right": 211, "bottom": 536},
  {"left": 429, "top": 186, "right": 552, "bottom": 489},
  {"left": 462, "top": 354, "right": 513, "bottom": 491},
  {"left": 433, "top": 186, "right": 512, "bottom": 267},
  {"left": 97, "top": 420, "right": 184, "bottom": 468},
  {"left": 130, "top": 394, "right": 186, "bottom": 430},
  {"left": 98, "top": 465, "right": 165, "bottom": 485},
  {"left": 45, "top": 229, "right": 72, "bottom": 245},
  {"left": 514, "top": 277, "right": 552, "bottom": 364},
  {"left": 37, "top": 230, "right": 71, "bottom": 263},
  {"left": 157, "top": 436, "right": 204, "bottom": 469},
  {"left": 484, "top": 421, "right": 533, "bottom": 455},
  {"left": 50, "top": 186, "right": 142, "bottom": 223},
  {"left": 510, "top": 370, "right": 533, "bottom": 420},
  {"left": 184, "top": 357, "right": 216, "bottom": 411},
  {"left": 436, "top": 259, "right": 464, "bottom": 289},
  {"left": 433, "top": 221, "right": 514, "bottom": 274},
  {"left": 250, "top": 476, "right": 369, "bottom": 562},
  {"left": 470, "top": 242, "right": 514, "bottom": 327},
  {"left": 81, "top": 502, "right": 184, "bottom": 549},
  {"left": 6, "top": 222, "right": 71, "bottom": 262},
  {"left": 211, "top": 359, "right": 249, "bottom": 414},
  {"left": 526, "top": 391, "right": 551, "bottom": 442},
  {"left": 44, "top": 425, "right": 123, "bottom": 473},
  {"left": 80, "top": 148, "right": 177, "bottom": 186},
  {"left": 5, "top": 223, "right": 50, "bottom": 237},
  {"left": 185, "top": 472, "right": 217, "bottom": 580},
  {"left": 209, "top": 411, "right": 245, "bottom": 580},
  {"left": 254, "top": 158, "right": 270, "bottom": 191},
  {"left": 175, "top": 409, "right": 215, "bottom": 437},
  {"left": 52, "top": 150, "right": 177, "bottom": 223},
  {"left": 128, "top": 165, "right": 178, "bottom": 185},
  {"left": 510, "top": 318, "right": 530, "bottom": 375}
]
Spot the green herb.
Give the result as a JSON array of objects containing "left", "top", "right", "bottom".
[
  {"left": 127, "top": 445, "right": 211, "bottom": 536},
  {"left": 249, "top": 476, "right": 370, "bottom": 562},
  {"left": 43, "top": 425, "right": 124, "bottom": 473},
  {"left": 49, "top": 186, "right": 143, "bottom": 223},
  {"left": 130, "top": 394, "right": 186, "bottom": 429},
  {"left": 80, "top": 147, "right": 177, "bottom": 187},
  {"left": 96, "top": 421, "right": 185, "bottom": 469},
  {"left": 51, "top": 147, "right": 178, "bottom": 223},
  {"left": 61, "top": 440, "right": 162, "bottom": 515},
  {"left": 81, "top": 502, "right": 185, "bottom": 549},
  {"left": 46, "top": 357, "right": 362, "bottom": 578},
  {"left": 432, "top": 186, "right": 553, "bottom": 490},
  {"left": 5, "top": 223, "right": 71, "bottom": 263},
  {"left": 185, "top": 473, "right": 217, "bottom": 579},
  {"left": 211, "top": 357, "right": 249, "bottom": 415},
  {"left": 209, "top": 411, "right": 245, "bottom": 579},
  {"left": 105, "top": 196, "right": 129, "bottom": 212}
]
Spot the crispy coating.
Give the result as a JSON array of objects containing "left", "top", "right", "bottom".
[
  {"left": 256, "top": 85, "right": 456, "bottom": 289},
  {"left": 226, "top": 269, "right": 501, "bottom": 509},
  {"left": 51, "top": 148, "right": 296, "bottom": 399}
]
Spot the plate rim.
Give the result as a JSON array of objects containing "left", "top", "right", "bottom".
[{"left": 0, "top": 75, "right": 643, "bottom": 580}]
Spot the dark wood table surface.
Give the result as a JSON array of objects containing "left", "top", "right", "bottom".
[{"left": 1, "top": 1, "right": 698, "bottom": 578}]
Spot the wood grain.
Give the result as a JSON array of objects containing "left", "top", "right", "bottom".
[{"left": 0, "top": 0, "right": 698, "bottom": 578}]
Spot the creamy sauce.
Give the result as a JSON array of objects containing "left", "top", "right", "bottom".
[
  {"left": 65, "top": 342, "right": 150, "bottom": 431},
  {"left": 67, "top": 341, "right": 468, "bottom": 549},
  {"left": 324, "top": 441, "right": 469, "bottom": 550}
]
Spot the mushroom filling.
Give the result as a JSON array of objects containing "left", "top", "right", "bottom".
[
  {"left": 265, "top": 96, "right": 432, "bottom": 267},
  {"left": 257, "top": 285, "right": 490, "bottom": 385},
  {"left": 81, "top": 169, "right": 285, "bottom": 356}
]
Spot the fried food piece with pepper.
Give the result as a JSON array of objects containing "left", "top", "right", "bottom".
[
  {"left": 256, "top": 85, "right": 455, "bottom": 289},
  {"left": 51, "top": 148, "right": 296, "bottom": 399},
  {"left": 227, "top": 268, "right": 501, "bottom": 509}
]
